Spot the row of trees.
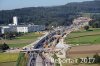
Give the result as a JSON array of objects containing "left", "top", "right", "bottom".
[
  {"left": 0, "top": 32, "right": 24, "bottom": 52},
  {"left": 89, "top": 20, "right": 100, "bottom": 28},
  {"left": 89, "top": 14, "right": 100, "bottom": 28},
  {"left": 0, "top": 32, "right": 23, "bottom": 40}
]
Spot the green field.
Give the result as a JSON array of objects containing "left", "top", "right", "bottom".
[
  {"left": 0, "top": 32, "right": 43, "bottom": 48},
  {"left": 65, "top": 28, "right": 100, "bottom": 45},
  {"left": 0, "top": 53, "right": 18, "bottom": 66},
  {"left": 0, "top": 53, "right": 18, "bottom": 63},
  {"left": 0, "top": 62, "right": 16, "bottom": 66},
  {"left": 0, "top": 32, "right": 43, "bottom": 66}
]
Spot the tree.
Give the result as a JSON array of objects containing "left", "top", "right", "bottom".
[
  {"left": 1, "top": 43, "right": 9, "bottom": 50},
  {"left": 84, "top": 26, "right": 89, "bottom": 31},
  {"left": 93, "top": 53, "right": 100, "bottom": 63},
  {"left": 92, "top": 22, "right": 99, "bottom": 28},
  {"left": 52, "top": 53, "right": 60, "bottom": 66}
]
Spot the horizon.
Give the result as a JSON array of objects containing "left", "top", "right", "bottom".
[{"left": 0, "top": 0, "right": 93, "bottom": 10}]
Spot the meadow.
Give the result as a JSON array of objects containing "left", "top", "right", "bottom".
[
  {"left": 65, "top": 28, "right": 100, "bottom": 45},
  {"left": 0, "top": 32, "right": 43, "bottom": 48},
  {"left": 0, "top": 53, "right": 18, "bottom": 66}
]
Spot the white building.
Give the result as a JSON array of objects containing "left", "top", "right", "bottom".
[
  {"left": 16, "top": 26, "right": 28, "bottom": 33},
  {"left": 0, "top": 16, "right": 45, "bottom": 34},
  {"left": 13, "top": 16, "right": 18, "bottom": 25},
  {"left": 16, "top": 25, "right": 45, "bottom": 33},
  {"left": 0, "top": 26, "right": 10, "bottom": 34}
]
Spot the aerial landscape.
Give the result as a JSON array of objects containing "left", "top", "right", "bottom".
[{"left": 0, "top": 0, "right": 100, "bottom": 66}]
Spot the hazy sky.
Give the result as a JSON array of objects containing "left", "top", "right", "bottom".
[{"left": 0, "top": 0, "right": 93, "bottom": 10}]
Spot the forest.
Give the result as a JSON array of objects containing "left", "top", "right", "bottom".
[{"left": 0, "top": 0, "right": 100, "bottom": 27}]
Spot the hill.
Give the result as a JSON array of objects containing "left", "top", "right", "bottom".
[{"left": 0, "top": 1, "right": 100, "bottom": 26}]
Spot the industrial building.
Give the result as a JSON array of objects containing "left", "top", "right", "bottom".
[{"left": 0, "top": 16, "right": 45, "bottom": 34}]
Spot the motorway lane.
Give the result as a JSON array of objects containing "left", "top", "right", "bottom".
[
  {"left": 27, "top": 31, "right": 57, "bottom": 66},
  {"left": 27, "top": 27, "right": 72, "bottom": 66},
  {"left": 22, "top": 17, "right": 91, "bottom": 66}
]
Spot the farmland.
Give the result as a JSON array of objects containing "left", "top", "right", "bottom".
[
  {"left": 0, "top": 32, "right": 43, "bottom": 66},
  {"left": 65, "top": 28, "right": 100, "bottom": 45},
  {"left": 0, "top": 53, "right": 18, "bottom": 66},
  {"left": 0, "top": 32, "right": 43, "bottom": 48}
]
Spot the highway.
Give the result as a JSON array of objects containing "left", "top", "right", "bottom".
[
  {"left": 21, "top": 26, "right": 73, "bottom": 66},
  {"left": 20, "top": 17, "right": 91, "bottom": 66},
  {"left": 21, "top": 27, "right": 66, "bottom": 66}
]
